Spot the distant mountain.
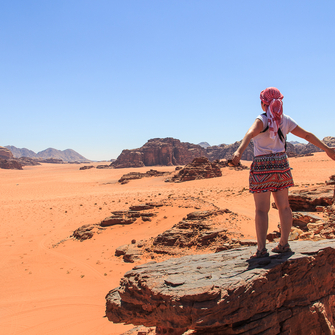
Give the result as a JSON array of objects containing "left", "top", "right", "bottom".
[
  {"left": 6, "top": 146, "right": 37, "bottom": 158},
  {"left": 198, "top": 142, "right": 211, "bottom": 148},
  {"left": 5, "top": 146, "right": 90, "bottom": 162}
]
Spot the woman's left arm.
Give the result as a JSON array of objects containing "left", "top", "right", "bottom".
[{"left": 291, "top": 125, "right": 335, "bottom": 161}]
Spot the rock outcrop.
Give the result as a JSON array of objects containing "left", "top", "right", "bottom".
[
  {"left": 106, "top": 240, "right": 335, "bottom": 335},
  {"left": 112, "top": 138, "right": 207, "bottom": 168},
  {"left": 206, "top": 141, "right": 254, "bottom": 162},
  {"left": 109, "top": 136, "right": 334, "bottom": 168},
  {"left": 287, "top": 185, "right": 334, "bottom": 211},
  {"left": 118, "top": 169, "right": 170, "bottom": 184},
  {"left": 71, "top": 202, "right": 163, "bottom": 242},
  {"left": 115, "top": 209, "right": 255, "bottom": 263},
  {"left": 0, "top": 159, "right": 23, "bottom": 170},
  {"left": 0, "top": 146, "right": 14, "bottom": 159},
  {"left": 169, "top": 157, "right": 222, "bottom": 182}
]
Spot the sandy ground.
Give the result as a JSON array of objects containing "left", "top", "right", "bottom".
[{"left": 1, "top": 152, "right": 334, "bottom": 335}]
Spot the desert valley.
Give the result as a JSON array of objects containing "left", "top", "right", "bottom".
[{"left": 1, "top": 144, "right": 335, "bottom": 334}]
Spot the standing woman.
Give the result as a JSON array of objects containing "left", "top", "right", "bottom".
[{"left": 232, "top": 87, "right": 335, "bottom": 258}]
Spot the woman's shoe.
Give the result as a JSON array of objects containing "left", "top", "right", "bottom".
[
  {"left": 271, "top": 243, "right": 291, "bottom": 253},
  {"left": 250, "top": 248, "right": 269, "bottom": 259}
]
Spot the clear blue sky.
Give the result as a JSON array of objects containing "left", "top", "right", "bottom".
[{"left": 1, "top": 1, "right": 334, "bottom": 161}]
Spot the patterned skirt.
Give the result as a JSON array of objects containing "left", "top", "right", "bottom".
[{"left": 249, "top": 152, "right": 294, "bottom": 193}]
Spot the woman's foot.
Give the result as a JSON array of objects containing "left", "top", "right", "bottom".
[
  {"left": 250, "top": 248, "right": 269, "bottom": 259},
  {"left": 271, "top": 243, "right": 291, "bottom": 253}
]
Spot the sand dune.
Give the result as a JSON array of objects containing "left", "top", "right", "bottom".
[{"left": 1, "top": 152, "right": 334, "bottom": 335}]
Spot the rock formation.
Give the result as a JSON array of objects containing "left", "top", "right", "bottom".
[
  {"left": 206, "top": 141, "right": 254, "bottom": 162},
  {"left": 118, "top": 169, "right": 170, "bottom": 184},
  {"left": 169, "top": 157, "right": 222, "bottom": 182},
  {"left": 111, "top": 138, "right": 207, "bottom": 168},
  {"left": 106, "top": 240, "right": 335, "bottom": 334},
  {"left": 110, "top": 136, "right": 334, "bottom": 168},
  {"left": 0, "top": 146, "right": 14, "bottom": 159},
  {"left": 0, "top": 159, "right": 23, "bottom": 170},
  {"left": 286, "top": 185, "right": 334, "bottom": 211},
  {"left": 115, "top": 209, "right": 256, "bottom": 264},
  {"left": 71, "top": 202, "right": 163, "bottom": 243}
]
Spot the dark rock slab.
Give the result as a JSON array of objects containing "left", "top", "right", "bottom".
[
  {"left": 79, "top": 165, "right": 94, "bottom": 170},
  {"left": 106, "top": 240, "right": 335, "bottom": 334},
  {"left": 119, "top": 170, "right": 170, "bottom": 184},
  {"left": 288, "top": 185, "right": 334, "bottom": 211},
  {"left": 100, "top": 216, "right": 136, "bottom": 227}
]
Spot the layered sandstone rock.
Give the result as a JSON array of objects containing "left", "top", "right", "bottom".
[
  {"left": 170, "top": 157, "right": 222, "bottom": 182},
  {"left": 115, "top": 209, "right": 256, "bottom": 263},
  {"left": 287, "top": 185, "right": 334, "bottom": 211},
  {"left": 0, "top": 159, "right": 23, "bottom": 170},
  {"left": 0, "top": 146, "right": 14, "bottom": 159},
  {"left": 112, "top": 138, "right": 207, "bottom": 168},
  {"left": 118, "top": 169, "right": 170, "bottom": 184},
  {"left": 106, "top": 240, "right": 335, "bottom": 335}
]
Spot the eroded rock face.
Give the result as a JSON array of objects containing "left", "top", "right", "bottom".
[
  {"left": 0, "top": 146, "right": 14, "bottom": 159},
  {"left": 170, "top": 157, "right": 222, "bottom": 182},
  {"left": 0, "top": 159, "right": 23, "bottom": 170},
  {"left": 114, "top": 208, "right": 256, "bottom": 263},
  {"left": 288, "top": 185, "right": 334, "bottom": 211},
  {"left": 118, "top": 170, "right": 170, "bottom": 184},
  {"left": 112, "top": 138, "right": 207, "bottom": 168},
  {"left": 106, "top": 240, "right": 335, "bottom": 335}
]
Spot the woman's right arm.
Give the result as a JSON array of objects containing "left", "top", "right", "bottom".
[
  {"left": 290, "top": 125, "right": 335, "bottom": 161},
  {"left": 231, "top": 119, "right": 263, "bottom": 165}
]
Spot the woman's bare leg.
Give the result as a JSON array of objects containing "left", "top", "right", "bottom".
[
  {"left": 272, "top": 188, "right": 292, "bottom": 246},
  {"left": 253, "top": 191, "right": 271, "bottom": 250}
]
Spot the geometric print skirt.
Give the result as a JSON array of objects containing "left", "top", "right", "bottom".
[{"left": 249, "top": 152, "right": 294, "bottom": 193}]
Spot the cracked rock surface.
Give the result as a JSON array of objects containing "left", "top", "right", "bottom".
[{"left": 106, "top": 240, "right": 335, "bottom": 335}]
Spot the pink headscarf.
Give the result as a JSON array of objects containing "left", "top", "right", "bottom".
[{"left": 260, "top": 87, "right": 284, "bottom": 139}]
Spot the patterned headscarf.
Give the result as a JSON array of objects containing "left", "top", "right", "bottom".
[{"left": 260, "top": 87, "right": 284, "bottom": 140}]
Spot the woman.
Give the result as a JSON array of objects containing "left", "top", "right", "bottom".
[{"left": 231, "top": 87, "right": 335, "bottom": 258}]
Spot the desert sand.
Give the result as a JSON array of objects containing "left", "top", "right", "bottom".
[{"left": 1, "top": 152, "right": 334, "bottom": 335}]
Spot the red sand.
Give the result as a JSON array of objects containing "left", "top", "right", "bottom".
[{"left": 1, "top": 152, "right": 334, "bottom": 335}]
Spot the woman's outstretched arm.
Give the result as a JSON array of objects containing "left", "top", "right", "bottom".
[
  {"left": 231, "top": 119, "right": 263, "bottom": 165},
  {"left": 291, "top": 126, "right": 335, "bottom": 161}
]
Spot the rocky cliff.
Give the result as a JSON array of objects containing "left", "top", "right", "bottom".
[
  {"left": 111, "top": 138, "right": 207, "bottom": 168},
  {"left": 106, "top": 240, "right": 335, "bottom": 334},
  {"left": 0, "top": 146, "right": 14, "bottom": 159},
  {"left": 111, "top": 137, "right": 334, "bottom": 168}
]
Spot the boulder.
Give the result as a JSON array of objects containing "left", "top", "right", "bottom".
[{"left": 106, "top": 240, "right": 335, "bottom": 335}]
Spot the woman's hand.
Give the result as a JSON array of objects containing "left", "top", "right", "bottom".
[{"left": 231, "top": 151, "right": 241, "bottom": 166}]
